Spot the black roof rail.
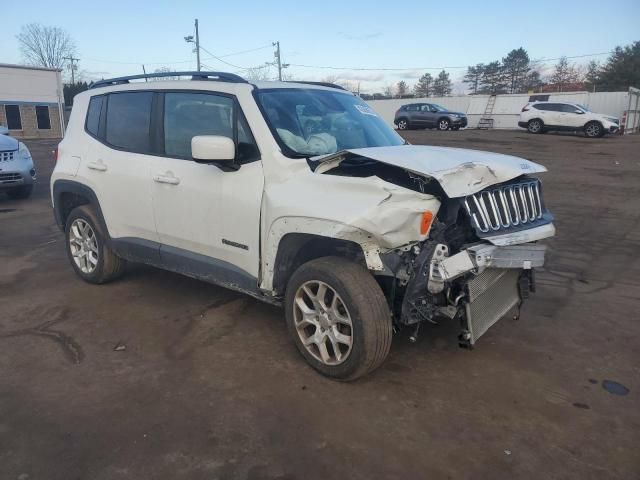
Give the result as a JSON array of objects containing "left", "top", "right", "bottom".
[
  {"left": 284, "top": 81, "right": 347, "bottom": 91},
  {"left": 89, "top": 71, "right": 247, "bottom": 89}
]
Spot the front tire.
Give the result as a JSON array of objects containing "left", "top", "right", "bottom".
[
  {"left": 6, "top": 185, "right": 33, "bottom": 200},
  {"left": 285, "top": 256, "right": 392, "bottom": 380},
  {"left": 65, "top": 205, "right": 126, "bottom": 284},
  {"left": 527, "top": 119, "right": 543, "bottom": 134},
  {"left": 584, "top": 121, "right": 604, "bottom": 138},
  {"left": 437, "top": 118, "right": 450, "bottom": 131}
]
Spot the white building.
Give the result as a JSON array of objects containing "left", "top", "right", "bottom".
[{"left": 0, "top": 63, "right": 65, "bottom": 139}]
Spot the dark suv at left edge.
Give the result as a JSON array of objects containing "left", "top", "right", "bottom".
[{"left": 394, "top": 103, "right": 467, "bottom": 131}]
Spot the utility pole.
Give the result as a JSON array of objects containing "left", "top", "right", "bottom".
[
  {"left": 272, "top": 41, "right": 289, "bottom": 81},
  {"left": 184, "top": 19, "right": 201, "bottom": 72},
  {"left": 63, "top": 55, "right": 79, "bottom": 84},
  {"left": 195, "top": 19, "right": 201, "bottom": 72}
]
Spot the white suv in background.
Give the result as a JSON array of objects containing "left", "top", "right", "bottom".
[
  {"left": 519, "top": 101, "right": 619, "bottom": 138},
  {"left": 51, "top": 71, "right": 555, "bottom": 380}
]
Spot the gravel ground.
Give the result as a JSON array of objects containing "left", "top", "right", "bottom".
[{"left": 1, "top": 129, "right": 639, "bottom": 480}]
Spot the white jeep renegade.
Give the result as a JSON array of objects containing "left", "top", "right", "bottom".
[{"left": 51, "top": 71, "right": 555, "bottom": 380}]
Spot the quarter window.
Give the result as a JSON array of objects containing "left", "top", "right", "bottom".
[
  {"left": 36, "top": 106, "right": 51, "bottom": 129},
  {"left": 163, "top": 92, "right": 234, "bottom": 159},
  {"left": 5, "top": 105, "right": 22, "bottom": 130},
  {"left": 86, "top": 95, "right": 104, "bottom": 136},
  {"left": 106, "top": 92, "right": 153, "bottom": 153}
]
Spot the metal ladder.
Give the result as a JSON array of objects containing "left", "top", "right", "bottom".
[{"left": 478, "top": 95, "right": 497, "bottom": 129}]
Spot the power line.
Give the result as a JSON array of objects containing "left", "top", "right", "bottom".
[
  {"left": 198, "top": 45, "right": 250, "bottom": 70},
  {"left": 81, "top": 44, "right": 272, "bottom": 67},
  {"left": 287, "top": 51, "right": 615, "bottom": 72}
]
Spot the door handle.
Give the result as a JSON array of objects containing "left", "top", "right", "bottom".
[
  {"left": 153, "top": 173, "right": 180, "bottom": 185},
  {"left": 87, "top": 160, "right": 107, "bottom": 172}
]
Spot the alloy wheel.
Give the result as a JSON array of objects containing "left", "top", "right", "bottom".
[
  {"left": 69, "top": 218, "right": 99, "bottom": 274},
  {"left": 439, "top": 119, "right": 449, "bottom": 130},
  {"left": 293, "top": 280, "right": 353, "bottom": 365},
  {"left": 397, "top": 120, "right": 408, "bottom": 130},
  {"left": 585, "top": 123, "right": 601, "bottom": 137},
  {"left": 528, "top": 120, "right": 542, "bottom": 133}
]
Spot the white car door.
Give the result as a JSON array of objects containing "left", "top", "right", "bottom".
[
  {"left": 151, "top": 91, "right": 264, "bottom": 281},
  {"left": 560, "top": 104, "right": 587, "bottom": 127},
  {"left": 541, "top": 103, "right": 564, "bottom": 126},
  {"left": 79, "top": 92, "right": 158, "bottom": 242}
]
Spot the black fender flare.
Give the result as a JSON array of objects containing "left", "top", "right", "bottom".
[{"left": 51, "top": 179, "right": 110, "bottom": 238}]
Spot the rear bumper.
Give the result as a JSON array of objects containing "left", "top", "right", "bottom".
[{"left": 518, "top": 121, "right": 528, "bottom": 128}]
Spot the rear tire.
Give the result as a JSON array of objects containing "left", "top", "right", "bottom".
[
  {"left": 527, "top": 119, "right": 543, "bottom": 134},
  {"left": 584, "top": 121, "right": 604, "bottom": 138},
  {"left": 6, "top": 185, "right": 33, "bottom": 200},
  {"left": 65, "top": 205, "right": 126, "bottom": 284},
  {"left": 284, "top": 256, "right": 392, "bottom": 381},
  {"left": 396, "top": 118, "right": 409, "bottom": 130},
  {"left": 437, "top": 118, "right": 450, "bottom": 131}
]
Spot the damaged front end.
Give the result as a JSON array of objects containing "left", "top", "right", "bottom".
[
  {"left": 312, "top": 144, "right": 555, "bottom": 347},
  {"left": 380, "top": 179, "right": 553, "bottom": 347}
]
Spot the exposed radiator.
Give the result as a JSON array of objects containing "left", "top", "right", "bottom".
[{"left": 464, "top": 268, "right": 521, "bottom": 344}]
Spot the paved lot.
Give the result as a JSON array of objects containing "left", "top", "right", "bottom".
[{"left": 1, "top": 130, "right": 639, "bottom": 480}]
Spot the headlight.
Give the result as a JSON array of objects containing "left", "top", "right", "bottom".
[
  {"left": 605, "top": 117, "right": 619, "bottom": 124},
  {"left": 18, "top": 142, "right": 32, "bottom": 159},
  {"left": 450, "top": 114, "right": 460, "bottom": 118}
]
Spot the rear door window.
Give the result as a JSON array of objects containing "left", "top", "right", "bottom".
[
  {"left": 86, "top": 95, "right": 104, "bottom": 136},
  {"left": 105, "top": 92, "right": 153, "bottom": 153}
]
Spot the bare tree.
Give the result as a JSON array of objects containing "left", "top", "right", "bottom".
[
  {"left": 550, "top": 56, "right": 580, "bottom": 92},
  {"left": 151, "top": 67, "right": 181, "bottom": 81},
  {"left": 244, "top": 65, "right": 273, "bottom": 81},
  {"left": 383, "top": 84, "right": 395, "bottom": 98},
  {"left": 16, "top": 23, "right": 76, "bottom": 69}
]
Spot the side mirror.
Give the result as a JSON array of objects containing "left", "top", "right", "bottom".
[{"left": 191, "top": 135, "right": 235, "bottom": 162}]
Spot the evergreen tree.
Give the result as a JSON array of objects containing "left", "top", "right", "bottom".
[
  {"left": 413, "top": 73, "right": 433, "bottom": 97},
  {"left": 502, "top": 48, "right": 531, "bottom": 93},
  {"left": 396, "top": 81, "right": 408, "bottom": 97},
  {"left": 432, "top": 70, "right": 452, "bottom": 96},
  {"left": 598, "top": 41, "right": 640, "bottom": 91},
  {"left": 463, "top": 64, "right": 484, "bottom": 94},
  {"left": 584, "top": 60, "right": 601, "bottom": 92},
  {"left": 479, "top": 61, "right": 507, "bottom": 94}
]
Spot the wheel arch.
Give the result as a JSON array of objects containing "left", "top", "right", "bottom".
[
  {"left": 270, "top": 233, "right": 367, "bottom": 296},
  {"left": 261, "top": 218, "right": 385, "bottom": 294},
  {"left": 52, "top": 180, "right": 109, "bottom": 237}
]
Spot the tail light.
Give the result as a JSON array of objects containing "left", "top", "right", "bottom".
[
  {"left": 53, "top": 147, "right": 58, "bottom": 162},
  {"left": 521, "top": 106, "right": 530, "bottom": 112}
]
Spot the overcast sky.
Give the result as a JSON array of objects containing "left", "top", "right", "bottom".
[{"left": 3, "top": 0, "right": 639, "bottom": 92}]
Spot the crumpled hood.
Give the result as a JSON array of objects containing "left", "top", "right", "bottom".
[
  {"left": 0, "top": 133, "right": 19, "bottom": 151},
  {"left": 317, "top": 145, "right": 546, "bottom": 198}
]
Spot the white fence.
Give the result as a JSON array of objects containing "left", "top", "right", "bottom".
[
  {"left": 623, "top": 87, "right": 640, "bottom": 134},
  {"left": 368, "top": 90, "right": 636, "bottom": 131}
]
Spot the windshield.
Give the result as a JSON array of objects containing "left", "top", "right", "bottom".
[
  {"left": 577, "top": 104, "right": 590, "bottom": 112},
  {"left": 256, "top": 88, "right": 404, "bottom": 157},
  {"left": 431, "top": 104, "right": 448, "bottom": 112}
]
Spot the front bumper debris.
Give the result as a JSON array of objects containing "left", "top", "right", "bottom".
[
  {"left": 399, "top": 240, "right": 545, "bottom": 346},
  {"left": 437, "top": 244, "right": 546, "bottom": 281}
]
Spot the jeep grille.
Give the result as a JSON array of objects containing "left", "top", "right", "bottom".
[{"left": 463, "top": 179, "right": 548, "bottom": 234}]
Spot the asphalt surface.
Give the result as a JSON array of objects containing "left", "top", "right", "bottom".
[{"left": 1, "top": 130, "right": 639, "bottom": 480}]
